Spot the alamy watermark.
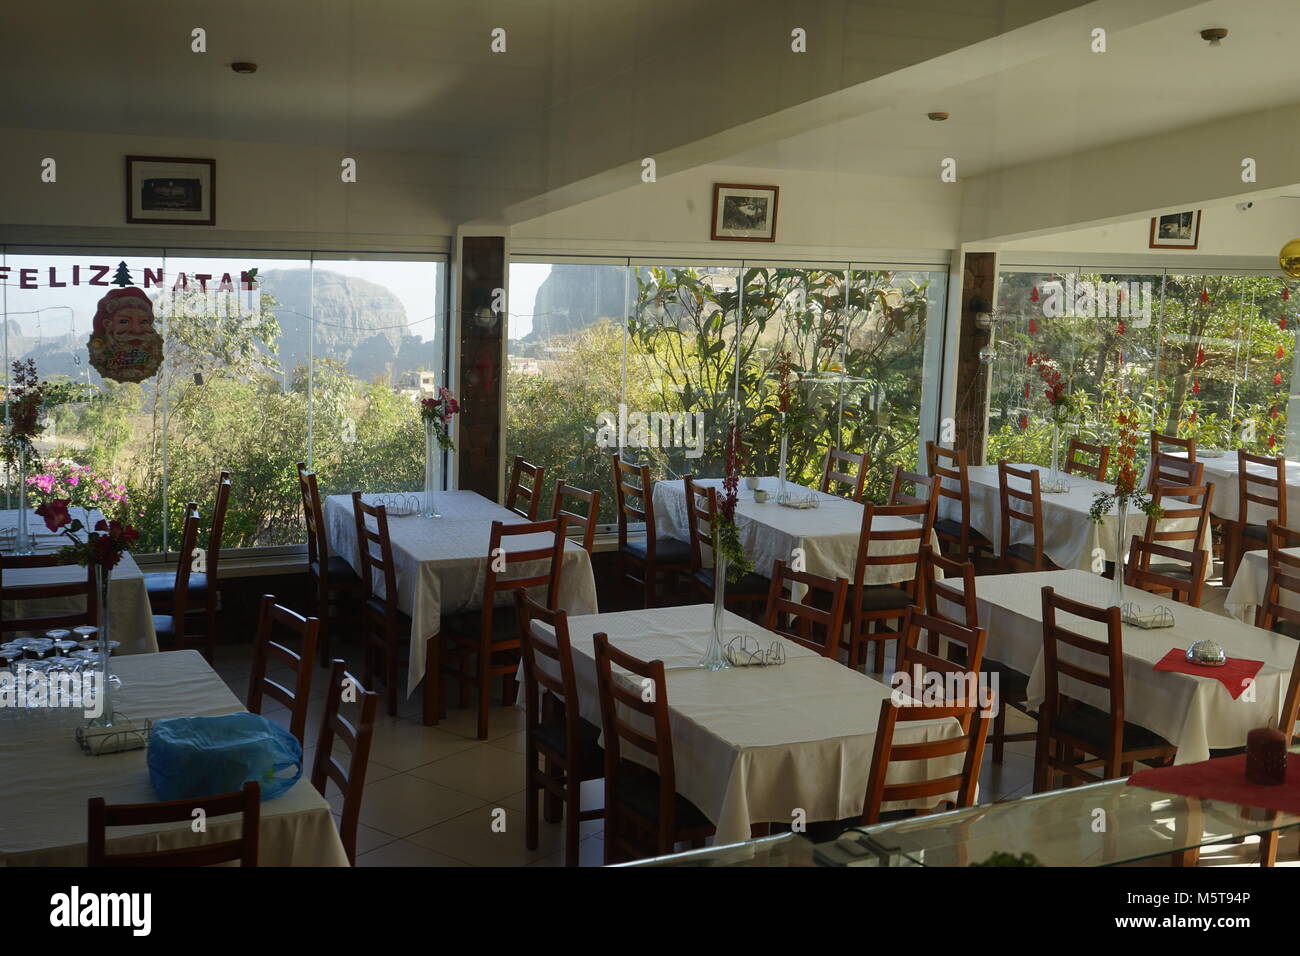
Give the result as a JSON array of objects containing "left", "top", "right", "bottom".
[
  {"left": 0, "top": 664, "right": 105, "bottom": 717},
  {"left": 1040, "top": 275, "right": 1153, "bottom": 326},
  {"left": 889, "top": 667, "right": 999, "bottom": 718},
  {"left": 594, "top": 403, "right": 705, "bottom": 459}
]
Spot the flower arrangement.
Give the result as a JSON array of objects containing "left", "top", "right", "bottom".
[
  {"left": 1087, "top": 398, "right": 1162, "bottom": 523},
  {"left": 3, "top": 359, "right": 45, "bottom": 466},
  {"left": 35, "top": 499, "right": 140, "bottom": 570},
  {"left": 1034, "top": 354, "right": 1070, "bottom": 422},
  {"left": 420, "top": 386, "right": 461, "bottom": 451},
  {"left": 713, "top": 424, "right": 754, "bottom": 582},
  {"left": 26, "top": 461, "right": 129, "bottom": 513}
]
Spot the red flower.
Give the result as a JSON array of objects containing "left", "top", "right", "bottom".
[
  {"left": 1116, "top": 319, "right": 1126, "bottom": 335},
  {"left": 1201, "top": 288, "right": 1209, "bottom": 303},
  {"left": 1195, "top": 346, "right": 1205, "bottom": 366},
  {"left": 1189, "top": 410, "right": 1198, "bottom": 424},
  {"left": 35, "top": 499, "right": 71, "bottom": 533},
  {"left": 1192, "top": 378, "right": 1200, "bottom": 395},
  {"left": 1278, "top": 345, "right": 1286, "bottom": 360},
  {"left": 1275, "top": 372, "right": 1284, "bottom": 387},
  {"left": 1030, "top": 286, "right": 1039, "bottom": 303},
  {"left": 1018, "top": 414, "right": 1028, "bottom": 430},
  {"left": 1028, "top": 317, "right": 1038, "bottom": 334}
]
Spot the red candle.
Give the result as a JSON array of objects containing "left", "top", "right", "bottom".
[{"left": 1245, "top": 727, "right": 1287, "bottom": 785}]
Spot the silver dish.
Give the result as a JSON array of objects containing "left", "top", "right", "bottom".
[{"left": 1186, "top": 639, "right": 1227, "bottom": 667}]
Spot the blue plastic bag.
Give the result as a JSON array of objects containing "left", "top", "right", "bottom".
[{"left": 147, "top": 713, "right": 302, "bottom": 802}]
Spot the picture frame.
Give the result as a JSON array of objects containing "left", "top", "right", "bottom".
[
  {"left": 1148, "top": 209, "right": 1200, "bottom": 249},
  {"left": 711, "top": 183, "right": 779, "bottom": 242},
  {"left": 125, "top": 156, "right": 216, "bottom": 226}
]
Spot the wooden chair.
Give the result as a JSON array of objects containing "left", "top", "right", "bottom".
[
  {"left": 88, "top": 781, "right": 260, "bottom": 867},
  {"left": 351, "top": 491, "right": 414, "bottom": 719},
  {"left": 552, "top": 481, "right": 601, "bottom": 554},
  {"left": 612, "top": 455, "right": 691, "bottom": 608},
  {"left": 246, "top": 594, "right": 319, "bottom": 746},
  {"left": 917, "top": 545, "right": 1034, "bottom": 765},
  {"left": 926, "top": 442, "right": 993, "bottom": 561},
  {"left": 1259, "top": 638, "right": 1300, "bottom": 866},
  {"left": 515, "top": 590, "right": 604, "bottom": 867},
  {"left": 887, "top": 467, "right": 935, "bottom": 508},
  {"left": 1064, "top": 438, "right": 1111, "bottom": 482},
  {"left": 997, "top": 461, "right": 1052, "bottom": 572},
  {"left": 1124, "top": 538, "right": 1207, "bottom": 607},
  {"left": 1254, "top": 561, "right": 1300, "bottom": 641},
  {"left": 311, "top": 658, "right": 378, "bottom": 866},
  {"left": 1147, "top": 453, "right": 1205, "bottom": 494},
  {"left": 1226, "top": 451, "right": 1289, "bottom": 584},
  {"left": 298, "top": 463, "right": 362, "bottom": 667},
  {"left": 842, "top": 497, "right": 938, "bottom": 674},
  {"left": 762, "top": 559, "right": 848, "bottom": 659},
  {"left": 1034, "top": 586, "right": 1178, "bottom": 791},
  {"left": 1267, "top": 520, "right": 1300, "bottom": 570},
  {"left": 860, "top": 607, "right": 990, "bottom": 825},
  {"left": 1134, "top": 481, "right": 1213, "bottom": 605},
  {"left": 151, "top": 502, "right": 203, "bottom": 656},
  {"left": 145, "top": 472, "right": 229, "bottom": 663},
  {"left": 1150, "top": 430, "right": 1196, "bottom": 462},
  {"left": 820, "top": 446, "right": 869, "bottom": 501},
  {"left": 443, "top": 517, "right": 568, "bottom": 740},
  {"left": 593, "top": 632, "right": 714, "bottom": 863},
  {"left": 506, "top": 455, "right": 546, "bottom": 520},
  {"left": 0, "top": 554, "right": 97, "bottom": 634},
  {"left": 683, "top": 476, "right": 769, "bottom": 618}
]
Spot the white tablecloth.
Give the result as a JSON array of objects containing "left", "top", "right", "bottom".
[
  {"left": 0, "top": 650, "right": 347, "bottom": 866},
  {"left": 325, "top": 491, "right": 598, "bottom": 694},
  {"left": 1140, "top": 451, "right": 1300, "bottom": 524},
  {"left": 654, "top": 477, "right": 939, "bottom": 586},
  {"left": 1, "top": 509, "right": 157, "bottom": 654},
  {"left": 944, "top": 465, "right": 1209, "bottom": 576},
  {"left": 950, "top": 569, "right": 1297, "bottom": 764},
  {"left": 537, "top": 604, "right": 966, "bottom": 844},
  {"left": 1223, "top": 547, "right": 1300, "bottom": 621}
]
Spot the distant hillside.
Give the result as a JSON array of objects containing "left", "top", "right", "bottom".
[{"left": 528, "top": 265, "right": 627, "bottom": 342}]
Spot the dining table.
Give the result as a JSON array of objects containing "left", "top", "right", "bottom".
[
  {"left": 653, "top": 476, "right": 940, "bottom": 586},
  {"left": 0, "top": 649, "right": 348, "bottom": 866},
  {"left": 530, "top": 603, "right": 968, "bottom": 845},
  {"left": 1, "top": 508, "right": 157, "bottom": 654},
  {"left": 1140, "top": 450, "right": 1300, "bottom": 524},
  {"left": 942, "top": 464, "right": 1211, "bottom": 576},
  {"left": 323, "top": 490, "right": 599, "bottom": 699},
  {"left": 947, "top": 568, "right": 1298, "bottom": 764},
  {"left": 1223, "top": 546, "right": 1300, "bottom": 621}
]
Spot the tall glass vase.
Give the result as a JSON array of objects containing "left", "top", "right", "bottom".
[
  {"left": 1050, "top": 423, "right": 1060, "bottom": 476},
  {"left": 777, "top": 428, "right": 789, "bottom": 503},
  {"left": 13, "top": 446, "right": 34, "bottom": 555},
  {"left": 89, "top": 563, "right": 115, "bottom": 727},
  {"left": 700, "top": 551, "right": 731, "bottom": 670},
  {"left": 1112, "top": 499, "right": 1128, "bottom": 609},
  {"left": 421, "top": 419, "right": 442, "bottom": 519}
]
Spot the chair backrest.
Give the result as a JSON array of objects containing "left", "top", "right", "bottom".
[
  {"left": 820, "top": 446, "right": 868, "bottom": 501},
  {"left": 0, "top": 554, "right": 97, "bottom": 633},
  {"left": 1040, "top": 586, "right": 1126, "bottom": 755},
  {"left": 88, "top": 781, "right": 260, "bottom": 867},
  {"left": 350, "top": 492, "right": 398, "bottom": 616},
  {"left": 1064, "top": 438, "right": 1111, "bottom": 482},
  {"left": 1144, "top": 481, "right": 1213, "bottom": 552},
  {"left": 205, "top": 470, "right": 232, "bottom": 584},
  {"left": 1280, "top": 641, "right": 1300, "bottom": 740},
  {"left": 552, "top": 481, "right": 601, "bottom": 554},
  {"left": 895, "top": 605, "right": 988, "bottom": 717},
  {"left": 861, "top": 608, "right": 988, "bottom": 825},
  {"left": 514, "top": 589, "right": 593, "bottom": 784},
  {"left": 592, "top": 632, "right": 681, "bottom": 831},
  {"left": 297, "top": 462, "right": 332, "bottom": 569},
  {"left": 247, "top": 594, "right": 319, "bottom": 745},
  {"left": 506, "top": 456, "right": 545, "bottom": 520},
  {"left": 762, "top": 559, "right": 849, "bottom": 658},
  {"left": 1267, "top": 520, "right": 1300, "bottom": 576},
  {"left": 481, "top": 518, "right": 568, "bottom": 634},
  {"left": 926, "top": 442, "right": 975, "bottom": 550},
  {"left": 888, "top": 467, "right": 934, "bottom": 508},
  {"left": 172, "top": 501, "right": 202, "bottom": 618},
  {"left": 853, "top": 498, "right": 937, "bottom": 595},
  {"left": 997, "top": 461, "right": 1044, "bottom": 568},
  {"left": 1150, "top": 430, "right": 1196, "bottom": 463},
  {"left": 917, "top": 545, "right": 978, "bottom": 629},
  {"left": 1147, "top": 453, "right": 1204, "bottom": 493},
  {"left": 1124, "top": 536, "right": 1206, "bottom": 607},
  {"left": 612, "top": 455, "right": 658, "bottom": 553},
  {"left": 311, "top": 659, "right": 378, "bottom": 866},
  {"left": 1239, "top": 450, "right": 1288, "bottom": 528},
  {"left": 683, "top": 476, "right": 717, "bottom": 575},
  {"left": 1254, "top": 562, "right": 1300, "bottom": 636}
]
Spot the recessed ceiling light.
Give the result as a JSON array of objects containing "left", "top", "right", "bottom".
[
  {"left": 231, "top": 62, "right": 258, "bottom": 74},
  {"left": 927, "top": 112, "right": 949, "bottom": 121},
  {"left": 1200, "top": 28, "right": 1228, "bottom": 46}
]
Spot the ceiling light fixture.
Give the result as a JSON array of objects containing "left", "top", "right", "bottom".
[
  {"left": 927, "top": 112, "right": 949, "bottom": 121},
  {"left": 1200, "top": 27, "right": 1227, "bottom": 47},
  {"left": 230, "top": 62, "right": 258, "bottom": 74}
]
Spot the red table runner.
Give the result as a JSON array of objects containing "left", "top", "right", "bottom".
[
  {"left": 1129, "top": 753, "right": 1300, "bottom": 815},
  {"left": 1152, "top": 648, "right": 1264, "bottom": 699}
]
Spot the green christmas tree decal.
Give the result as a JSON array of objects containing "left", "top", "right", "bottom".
[{"left": 111, "top": 261, "right": 133, "bottom": 287}]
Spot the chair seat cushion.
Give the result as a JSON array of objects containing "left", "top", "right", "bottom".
[
  {"left": 934, "top": 518, "right": 990, "bottom": 544},
  {"left": 855, "top": 584, "right": 912, "bottom": 611},
  {"left": 691, "top": 567, "right": 771, "bottom": 597},
  {"left": 1004, "top": 543, "right": 1042, "bottom": 566},
  {"left": 613, "top": 767, "right": 712, "bottom": 831},
  {"left": 1243, "top": 523, "right": 1270, "bottom": 542},
  {"left": 533, "top": 713, "right": 603, "bottom": 771},
  {"left": 322, "top": 554, "right": 361, "bottom": 586},
  {"left": 1051, "top": 702, "right": 1173, "bottom": 754},
  {"left": 1272, "top": 618, "right": 1300, "bottom": 641},
  {"left": 1145, "top": 561, "right": 1192, "bottom": 580},
  {"left": 441, "top": 606, "right": 516, "bottom": 643},
  {"left": 144, "top": 571, "right": 209, "bottom": 605},
  {"left": 983, "top": 658, "right": 1030, "bottom": 702},
  {"left": 152, "top": 615, "right": 177, "bottom": 642},
  {"left": 621, "top": 536, "right": 692, "bottom": 566},
  {"left": 365, "top": 596, "right": 413, "bottom": 628}
]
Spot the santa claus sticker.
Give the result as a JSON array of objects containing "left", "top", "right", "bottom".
[{"left": 88, "top": 262, "right": 164, "bottom": 383}]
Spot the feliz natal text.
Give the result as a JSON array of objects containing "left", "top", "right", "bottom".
[{"left": 0, "top": 265, "right": 257, "bottom": 292}]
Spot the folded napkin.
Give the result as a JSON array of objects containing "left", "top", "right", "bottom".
[
  {"left": 76, "top": 715, "right": 150, "bottom": 755},
  {"left": 1128, "top": 753, "right": 1300, "bottom": 815},
  {"left": 1152, "top": 648, "right": 1263, "bottom": 700}
]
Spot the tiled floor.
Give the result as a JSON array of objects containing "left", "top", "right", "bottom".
[{"left": 212, "top": 575, "right": 1296, "bottom": 867}]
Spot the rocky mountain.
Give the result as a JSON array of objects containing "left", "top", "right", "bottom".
[{"left": 527, "top": 265, "right": 627, "bottom": 342}]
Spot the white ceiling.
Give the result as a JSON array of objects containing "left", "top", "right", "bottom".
[{"left": 724, "top": 0, "right": 1300, "bottom": 179}]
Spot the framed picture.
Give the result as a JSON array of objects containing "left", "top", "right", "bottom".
[
  {"left": 1149, "top": 209, "right": 1200, "bottom": 249},
  {"left": 125, "top": 156, "right": 216, "bottom": 225},
  {"left": 711, "top": 183, "right": 779, "bottom": 242}
]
